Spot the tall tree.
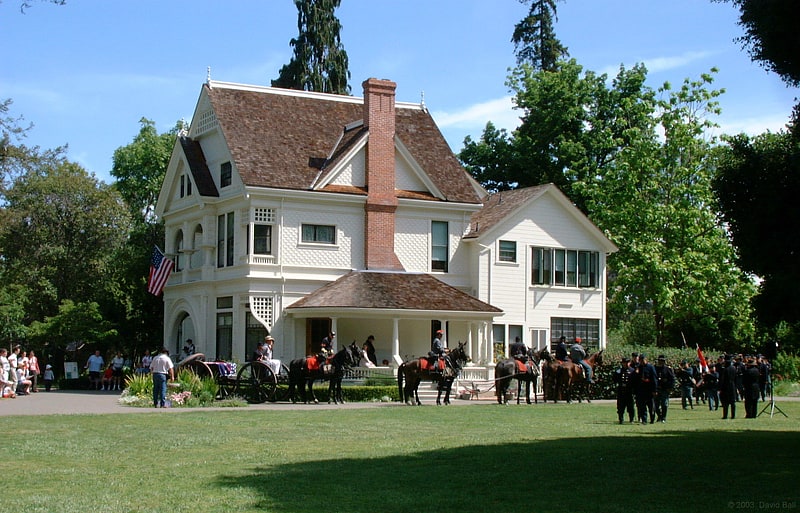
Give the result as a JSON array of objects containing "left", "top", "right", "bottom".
[
  {"left": 717, "top": 0, "right": 800, "bottom": 88},
  {"left": 0, "top": 162, "right": 131, "bottom": 322},
  {"left": 462, "top": 59, "right": 755, "bottom": 346},
  {"left": 578, "top": 72, "right": 755, "bottom": 346},
  {"left": 108, "top": 118, "right": 182, "bottom": 354},
  {"left": 713, "top": 131, "right": 800, "bottom": 330},
  {"left": 511, "top": 0, "right": 568, "bottom": 71},
  {"left": 272, "top": 0, "right": 351, "bottom": 94}
]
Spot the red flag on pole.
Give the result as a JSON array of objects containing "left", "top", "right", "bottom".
[
  {"left": 147, "top": 246, "right": 174, "bottom": 296},
  {"left": 696, "top": 344, "right": 709, "bottom": 373}
]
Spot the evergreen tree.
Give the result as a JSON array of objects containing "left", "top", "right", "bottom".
[
  {"left": 272, "top": 0, "right": 351, "bottom": 95},
  {"left": 511, "top": 0, "right": 568, "bottom": 71}
]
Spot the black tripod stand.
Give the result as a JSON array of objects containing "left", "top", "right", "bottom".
[{"left": 758, "top": 383, "right": 787, "bottom": 418}]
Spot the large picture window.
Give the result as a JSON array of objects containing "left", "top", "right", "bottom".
[
  {"left": 550, "top": 317, "right": 600, "bottom": 350},
  {"left": 532, "top": 247, "right": 599, "bottom": 288}
]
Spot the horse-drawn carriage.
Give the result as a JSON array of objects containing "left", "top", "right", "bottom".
[{"left": 177, "top": 353, "right": 290, "bottom": 403}]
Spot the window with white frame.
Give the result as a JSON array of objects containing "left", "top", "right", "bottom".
[
  {"left": 301, "top": 223, "right": 335, "bottom": 245},
  {"left": 431, "top": 220, "right": 449, "bottom": 272},
  {"left": 217, "top": 212, "right": 235, "bottom": 267},
  {"left": 249, "top": 208, "right": 275, "bottom": 256},
  {"left": 550, "top": 317, "right": 600, "bottom": 350},
  {"left": 532, "top": 247, "right": 599, "bottom": 288},
  {"left": 498, "top": 240, "right": 517, "bottom": 263}
]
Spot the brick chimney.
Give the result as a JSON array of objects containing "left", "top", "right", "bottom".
[{"left": 363, "top": 78, "right": 404, "bottom": 271}]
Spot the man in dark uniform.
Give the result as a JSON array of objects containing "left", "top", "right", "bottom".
[
  {"left": 677, "top": 359, "right": 697, "bottom": 410},
  {"left": 612, "top": 357, "right": 635, "bottom": 424},
  {"left": 742, "top": 357, "right": 761, "bottom": 418},
  {"left": 758, "top": 355, "right": 771, "bottom": 401},
  {"left": 654, "top": 355, "right": 675, "bottom": 423},
  {"left": 509, "top": 336, "right": 527, "bottom": 360},
  {"left": 633, "top": 353, "right": 658, "bottom": 424},
  {"left": 555, "top": 336, "right": 568, "bottom": 362},
  {"left": 719, "top": 354, "right": 738, "bottom": 420}
]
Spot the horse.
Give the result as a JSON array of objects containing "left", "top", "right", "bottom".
[
  {"left": 287, "top": 342, "right": 360, "bottom": 404},
  {"left": 555, "top": 350, "right": 604, "bottom": 403},
  {"left": 397, "top": 342, "right": 468, "bottom": 405},
  {"left": 494, "top": 348, "right": 546, "bottom": 405},
  {"left": 540, "top": 349, "right": 563, "bottom": 402}
]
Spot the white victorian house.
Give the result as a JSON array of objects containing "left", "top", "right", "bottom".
[{"left": 154, "top": 77, "right": 617, "bottom": 373}]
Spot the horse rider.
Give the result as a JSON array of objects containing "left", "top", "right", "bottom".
[
  {"left": 320, "top": 332, "right": 335, "bottom": 359},
  {"left": 429, "top": 329, "right": 447, "bottom": 372},
  {"left": 555, "top": 336, "right": 569, "bottom": 362},
  {"left": 569, "top": 337, "right": 593, "bottom": 384},
  {"left": 510, "top": 336, "right": 527, "bottom": 361}
]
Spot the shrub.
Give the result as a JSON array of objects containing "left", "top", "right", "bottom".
[{"left": 772, "top": 352, "right": 800, "bottom": 382}]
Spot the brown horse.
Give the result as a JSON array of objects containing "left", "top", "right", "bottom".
[
  {"left": 494, "top": 348, "right": 547, "bottom": 405},
  {"left": 540, "top": 350, "right": 564, "bottom": 402},
  {"left": 555, "top": 350, "right": 603, "bottom": 403},
  {"left": 397, "top": 342, "right": 468, "bottom": 405}
]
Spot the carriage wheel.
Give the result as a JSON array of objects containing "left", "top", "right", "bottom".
[
  {"left": 180, "top": 358, "right": 213, "bottom": 380},
  {"left": 235, "top": 361, "right": 277, "bottom": 403},
  {"left": 270, "top": 363, "right": 291, "bottom": 402}
]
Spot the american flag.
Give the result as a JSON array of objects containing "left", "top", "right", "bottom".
[{"left": 147, "top": 246, "right": 174, "bottom": 296}]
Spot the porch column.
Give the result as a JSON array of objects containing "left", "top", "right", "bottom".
[
  {"left": 331, "top": 318, "right": 339, "bottom": 351},
  {"left": 391, "top": 318, "right": 400, "bottom": 367},
  {"left": 466, "top": 323, "right": 474, "bottom": 361}
]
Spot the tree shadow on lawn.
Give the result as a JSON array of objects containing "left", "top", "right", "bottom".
[{"left": 217, "top": 430, "right": 799, "bottom": 513}]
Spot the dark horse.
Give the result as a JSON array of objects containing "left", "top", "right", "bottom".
[
  {"left": 288, "top": 342, "right": 360, "bottom": 404},
  {"left": 555, "top": 350, "right": 604, "bottom": 403},
  {"left": 495, "top": 348, "right": 547, "bottom": 405},
  {"left": 397, "top": 342, "right": 468, "bottom": 405}
]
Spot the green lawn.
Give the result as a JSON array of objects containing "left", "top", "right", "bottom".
[{"left": 4, "top": 401, "right": 799, "bottom": 513}]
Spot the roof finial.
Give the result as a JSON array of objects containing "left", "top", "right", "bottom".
[
  {"left": 206, "top": 66, "right": 212, "bottom": 85},
  {"left": 420, "top": 90, "right": 426, "bottom": 111}
]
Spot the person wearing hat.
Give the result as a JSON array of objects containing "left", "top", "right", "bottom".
[
  {"left": 320, "top": 332, "right": 336, "bottom": 358},
  {"left": 428, "top": 329, "right": 446, "bottom": 372},
  {"left": 569, "top": 337, "right": 593, "bottom": 384},
  {"left": 654, "top": 355, "right": 676, "bottom": 422},
  {"left": 261, "top": 335, "right": 281, "bottom": 375},
  {"left": 676, "top": 359, "right": 697, "bottom": 411},
  {"left": 742, "top": 357, "right": 761, "bottom": 418},
  {"left": 719, "top": 354, "right": 738, "bottom": 419},
  {"left": 43, "top": 363, "right": 55, "bottom": 392},
  {"left": 555, "top": 336, "right": 568, "bottom": 362},
  {"left": 612, "top": 356, "right": 635, "bottom": 424},
  {"left": 633, "top": 353, "right": 658, "bottom": 424}
]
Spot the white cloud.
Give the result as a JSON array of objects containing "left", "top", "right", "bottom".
[
  {"left": 598, "top": 50, "right": 717, "bottom": 77},
  {"left": 432, "top": 95, "right": 519, "bottom": 131}
]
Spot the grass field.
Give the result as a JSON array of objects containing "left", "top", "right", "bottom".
[{"left": 3, "top": 401, "right": 799, "bottom": 513}]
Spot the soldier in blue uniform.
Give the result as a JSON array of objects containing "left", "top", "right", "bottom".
[
  {"left": 633, "top": 353, "right": 658, "bottom": 424},
  {"left": 612, "top": 357, "right": 635, "bottom": 424},
  {"left": 654, "top": 355, "right": 676, "bottom": 423}
]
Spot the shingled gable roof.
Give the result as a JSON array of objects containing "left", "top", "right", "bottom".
[
  {"left": 463, "top": 183, "right": 618, "bottom": 253},
  {"left": 179, "top": 136, "right": 219, "bottom": 197},
  {"left": 286, "top": 271, "right": 502, "bottom": 314},
  {"left": 204, "top": 81, "right": 481, "bottom": 204}
]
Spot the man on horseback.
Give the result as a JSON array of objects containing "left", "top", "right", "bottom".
[
  {"left": 569, "top": 338, "right": 593, "bottom": 384},
  {"left": 429, "top": 329, "right": 446, "bottom": 373},
  {"left": 555, "top": 336, "right": 568, "bottom": 362},
  {"left": 510, "top": 336, "right": 527, "bottom": 360}
]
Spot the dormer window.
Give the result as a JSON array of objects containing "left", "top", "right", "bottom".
[{"left": 220, "top": 161, "right": 232, "bottom": 188}]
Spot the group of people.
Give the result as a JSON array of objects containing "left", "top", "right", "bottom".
[
  {"left": 318, "top": 332, "right": 380, "bottom": 368},
  {"left": 613, "top": 351, "right": 772, "bottom": 424},
  {"left": 0, "top": 345, "right": 52, "bottom": 398},
  {"left": 554, "top": 336, "right": 594, "bottom": 383},
  {"left": 84, "top": 350, "right": 128, "bottom": 391}
]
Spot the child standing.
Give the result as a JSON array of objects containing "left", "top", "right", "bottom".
[{"left": 43, "top": 364, "right": 55, "bottom": 392}]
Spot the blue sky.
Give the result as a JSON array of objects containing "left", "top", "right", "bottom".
[{"left": 1, "top": 0, "right": 797, "bottom": 184}]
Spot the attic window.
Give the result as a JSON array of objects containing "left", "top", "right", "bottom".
[
  {"left": 220, "top": 162, "right": 232, "bottom": 188},
  {"left": 193, "top": 110, "right": 218, "bottom": 137}
]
